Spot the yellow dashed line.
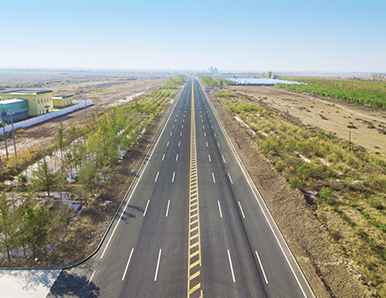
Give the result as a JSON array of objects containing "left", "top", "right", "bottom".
[{"left": 187, "top": 80, "right": 203, "bottom": 298}]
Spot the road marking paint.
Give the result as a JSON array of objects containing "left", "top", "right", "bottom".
[
  {"left": 208, "top": 154, "right": 211, "bottom": 162},
  {"left": 228, "top": 173, "right": 233, "bottom": 184},
  {"left": 155, "top": 171, "right": 159, "bottom": 182},
  {"left": 183, "top": 119, "right": 185, "bottom": 122},
  {"left": 154, "top": 249, "right": 162, "bottom": 281},
  {"left": 180, "top": 132, "right": 183, "bottom": 136},
  {"left": 188, "top": 79, "right": 203, "bottom": 298},
  {"left": 167, "top": 141, "right": 170, "bottom": 147},
  {"left": 204, "top": 132, "right": 206, "bottom": 137},
  {"left": 182, "top": 125, "right": 184, "bottom": 128},
  {"left": 203, "top": 125, "right": 205, "bottom": 129},
  {"left": 206, "top": 142, "right": 208, "bottom": 147},
  {"left": 143, "top": 200, "right": 150, "bottom": 217},
  {"left": 238, "top": 201, "right": 246, "bottom": 218},
  {"left": 222, "top": 155, "right": 226, "bottom": 163},
  {"left": 176, "top": 154, "right": 179, "bottom": 161},
  {"left": 212, "top": 172, "right": 216, "bottom": 183},
  {"left": 175, "top": 119, "right": 177, "bottom": 122},
  {"left": 217, "top": 142, "right": 220, "bottom": 148},
  {"left": 217, "top": 201, "right": 223, "bottom": 218},
  {"left": 255, "top": 251, "right": 269, "bottom": 284},
  {"left": 173, "top": 124, "right": 175, "bottom": 128},
  {"left": 87, "top": 270, "right": 96, "bottom": 286},
  {"left": 166, "top": 200, "right": 170, "bottom": 217},
  {"left": 201, "top": 119, "right": 203, "bottom": 123},
  {"left": 209, "top": 119, "right": 211, "bottom": 123},
  {"left": 214, "top": 133, "right": 216, "bottom": 137},
  {"left": 162, "top": 154, "right": 165, "bottom": 161},
  {"left": 170, "top": 132, "right": 172, "bottom": 136},
  {"left": 172, "top": 171, "right": 175, "bottom": 182},
  {"left": 122, "top": 249, "right": 134, "bottom": 280},
  {"left": 178, "top": 141, "right": 181, "bottom": 147},
  {"left": 227, "top": 250, "right": 236, "bottom": 282}
]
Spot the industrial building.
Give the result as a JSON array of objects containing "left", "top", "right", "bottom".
[
  {"left": 0, "top": 99, "right": 29, "bottom": 122},
  {"left": 53, "top": 95, "right": 73, "bottom": 108},
  {"left": 0, "top": 90, "right": 54, "bottom": 116}
]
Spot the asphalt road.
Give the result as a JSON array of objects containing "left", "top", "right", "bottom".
[{"left": 48, "top": 77, "right": 315, "bottom": 298}]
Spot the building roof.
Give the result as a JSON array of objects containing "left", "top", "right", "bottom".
[
  {"left": 0, "top": 90, "right": 53, "bottom": 95},
  {"left": 53, "top": 95, "right": 73, "bottom": 99},
  {"left": 0, "top": 98, "right": 28, "bottom": 104}
]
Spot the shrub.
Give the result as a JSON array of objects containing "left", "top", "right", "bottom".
[
  {"left": 319, "top": 187, "right": 334, "bottom": 204},
  {"left": 289, "top": 177, "right": 303, "bottom": 189}
]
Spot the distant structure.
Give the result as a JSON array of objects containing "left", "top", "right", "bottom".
[
  {"left": 208, "top": 66, "right": 218, "bottom": 74},
  {"left": 0, "top": 90, "right": 53, "bottom": 116},
  {"left": 213, "top": 86, "right": 220, "bottom": 92},
  {"left": 53, "top": 95, "right": 73, "bottom": 108},
  {"left": 205, "top": 86, "right": 213, "bottom": 92},
  {"left": 0, "top": 99, "right": 29, "bottom": 122}
]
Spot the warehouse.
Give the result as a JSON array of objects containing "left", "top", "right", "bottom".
[
  {"left": 0, "top": 90, "right": 53, "bottom": 116},
  {"left": 0, "top": 98, "right": 29, "bottom": 122}
]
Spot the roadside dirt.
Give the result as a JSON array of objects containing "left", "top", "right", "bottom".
[
  {"left": 230, "top": 85, "right": 386, "bottom": 161},
  {"left": 207, "top": 91, "right": 369, "bottom": 298},
  {"left": 45, "top": 85, "right": 180, "bottom": 266}
]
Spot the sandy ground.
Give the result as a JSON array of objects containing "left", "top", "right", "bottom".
[
  {"left": 0, "top": 76, "right": 167, "bottom": 159},
  {"left": 230, "top": 86, "right": 386, "bottom": 161}
]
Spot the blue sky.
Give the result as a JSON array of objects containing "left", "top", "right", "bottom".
[{"left": 0, "top": 0, "right": 385, "bottom": 72}]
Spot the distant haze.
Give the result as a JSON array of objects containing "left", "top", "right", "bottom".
[{"left": 0, "top": 0, "right": 385, "bottom": 72}]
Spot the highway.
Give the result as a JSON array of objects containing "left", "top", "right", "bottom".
[{"left": 48, "top": 77, "right": 315, "bottom": 298}]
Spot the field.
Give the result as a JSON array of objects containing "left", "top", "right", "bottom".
[{"left": 210, "top": 83, "right": 386, "bottom": 297}]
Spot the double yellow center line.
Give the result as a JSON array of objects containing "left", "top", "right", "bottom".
[{"left": 187, "top": 80, "right": 203, "bottom": 298}]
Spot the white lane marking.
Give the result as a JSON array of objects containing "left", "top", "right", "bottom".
[
  {"left": 202, "top": 119, "right": 204, "bottom": 123},
  {"left": 166, "top": 200, "right": 170, "bottom": 217},
  {"left": 167, "top": 141, "right": 170, "bottom": 147},
  {"left": 212, "top": 125, "right": 214, "bottom": 129},
  {"left": 175, "top": 118, "right": 177, "bottom": 122},
  {"left": 87, "top": 270, "right": 96, "bottom": 286},
  {"left": 212, "top": 172, "right": 216, "bottom": 183},
  {"left": 183, "top": 119, "right": 185, "bottom": 122},
  {"left": 122, "top": 248, "right": 134, "bottom": 280},
  {"left": 203, "top": 125, "right": 205, "bottom": 129},
  {"left": 180, "top": 132, "right": 182, "bottom": 136},
  {"left": 222, "top": 154, "right": 226, "bottom": 163},
  {"left": 162, "top": 154, "right": 165, "bottom": 161},
  {"left": 255, "top": 251, "right": 269, "bottom": 284},
  {"left": 209, "top": 119, "right": 212, "bottom": 123},
  {"left": 176, "top": 154, "right": 179, "bottom": 161},
  {"left": 155, "top": 171, "right": 159, "bottom": 182},
  {"left": 217, "top": 142, "right": 220, "bottom": 148},
  {"left": 208, "top": 154, "right": 211, "bottom": 162},
  {"left": 178, "top": 141, "right": 181, "bottom": 147},
  {"left": 172, "top": 171, "right": 176, "bottom": 182},
  {"left": 173, "top": 124, "right": 175, "bottom": 128},
  {"left": 170, "top": 132, "right": 172, "bottom": 136},
  {"left": 228, "top": 173, "right": 233, "bottom": 184},
  {"left": 206, "top": 142, "right": 208, "bottom": 147},
  {"left": 204, "top": 132, "right": 206, "bottom": 137},
  {"left": 227, "top": 250, "right": 236, "bottom": 282},
  {"left": 182, "top": 125, "right": 184, "bottom": 128},
  {"left": 143, "top": 200, "right": 150, "bottom": 217},
  {"left": 217, "top": 201, "right": 223, "bottom": 218},
  {"left": 154, "top": 249, "right": 162, "bottom": 281},
  {"left": 214, "top": 133, "right": 217, "bottom": 137},
  {"left": 238, "top": 201, "right": 246, "bottom": 219}
]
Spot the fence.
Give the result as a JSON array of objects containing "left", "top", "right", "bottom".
[{"left": 0, "top": 100, "right": 93, "bottom": 135}]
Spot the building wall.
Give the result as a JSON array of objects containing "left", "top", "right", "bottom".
[
  {"left": 1, "top": 93, "right": 53, "bottom": 116},
  {"left": 53, "top": 97, "right": 73, "bottom": 108}
]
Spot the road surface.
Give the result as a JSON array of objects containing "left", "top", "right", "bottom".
[{"left": 48, "top": 77, "right": 315, "bottom": 298}]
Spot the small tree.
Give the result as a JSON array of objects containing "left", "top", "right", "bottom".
[
  {"left": 56, "top": 122, "right": 64, "bottom": 159},
  {"left": 78, "top": 159, "right": 98, "bottom": 206},
  {"left": 24, "top": 206, "right": 50, "bottom": 261},
  {"left": 31, "top": 158, "right": 59, "bottom": 197},
  {"left": 0, "top": 192, "right": 16, "bottom": 263}
]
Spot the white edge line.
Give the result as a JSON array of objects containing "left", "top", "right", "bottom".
[
  {"left": 255, "top": 251, "right": 269, "bottom": 284},
  {"left": 217, "top": 201, "right": 223, "bottom": 218},
  {"left": 143, "top": 200, "right": 150, "bottom": 217},
  {"left": 99, "top": 81, "right": 183, "bottom": 259},
  {"left": 122, "top": 248, "right": 134, "bottom": 280},
  {"left": 238, "top": 201, "right": 246, "bottom": 219},
  {"left": 201, "top": 80, "right": 315, "bottom": 298},
  {"left": 154, "top": 249, "right": 162, "bottom": 281},
  {"left": 155, "top": 171, "right": 159, "bottom": 182},
  {"left": 222, "top": 154, "right": 226, "bottom": 163},
  {"left": 87, "top": 270, "right": 96, "bottom": 286},
  {"left": 228, "top": 173, "right": 233, "bottom": 184},
  {"left": 227, "top": 249, "right": 236, "bottom": 282},
  {"left": 166, "top": 200, "right": 170, "bottom": 217}
]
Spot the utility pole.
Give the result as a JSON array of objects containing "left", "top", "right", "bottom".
[
  {"left": 2, "top": 121, "right": 9, "bottom": 161},
  {"left": 9, "top": 112, "right": 17, "bottom": 164},
  {"left": 116, "top": 86, "right": 119, "bottom": 108},
  {"left": 85, "top": 94, "right": 88, "bottom": 123}
]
